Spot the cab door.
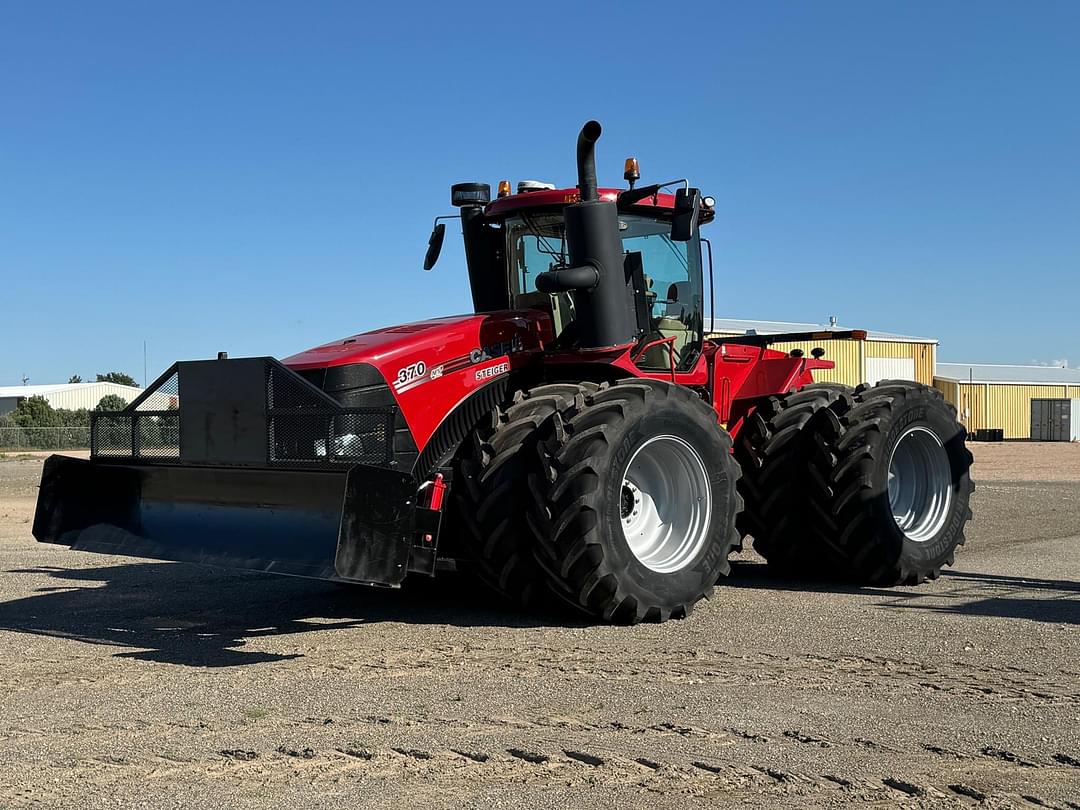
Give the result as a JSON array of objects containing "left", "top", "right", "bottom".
[{"left": 619, "top": 216, "right": 705, "bottom": 373}]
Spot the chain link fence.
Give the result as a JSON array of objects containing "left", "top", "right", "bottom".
[{"left": 0, "top": 427, "right": 91, "bottom": 451}]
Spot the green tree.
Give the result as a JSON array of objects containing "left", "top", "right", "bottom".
[
  {"left": 56, "top": 408, "right": 91, "bottom": 428},
  {"left": 96, "top": 372, "right": 137, "bottom": 387},
  {"left": 12, "top": 395, "right": 60, "bottom": 428},
  {"left": 68, "top": 374, "right": 83, "bottom": 384},
  {"left": 0, "top": 413, "right": 20, "bottom": 450},
  {"left": 95, "top": 394, "right": 129, "bottom": 412}
]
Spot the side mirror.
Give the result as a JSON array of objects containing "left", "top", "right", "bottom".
[
  {"left": 423, "top": 223, "right": 446, "bottom": 271},
  {"left": 671, "top": 187, "right": 701, "bottom": 242}
]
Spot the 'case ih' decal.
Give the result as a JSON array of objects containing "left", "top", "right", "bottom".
[{"left": 470, "top": 335, "right": 523, "bottom": 364}]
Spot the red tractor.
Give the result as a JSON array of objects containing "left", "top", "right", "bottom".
[{"left": 34, "top": 121, "right": 974, "bottom": 623}]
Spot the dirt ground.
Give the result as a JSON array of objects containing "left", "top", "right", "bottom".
[
  {"left": 965, "top": 442, "right": 1080, "bottom": 483},
  {"left": 0, "top": 445, "right": 1077, "bottom": 809}
]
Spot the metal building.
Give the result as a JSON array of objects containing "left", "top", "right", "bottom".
[
  {"left": 934, "top": 364, "right": 1080, "bottom": 440},
  {"left": 706, "top": 319, "right": 937, "bottom": 387},
  {"left": 0, "top": 382, "right": 143, "bottom": 415}
]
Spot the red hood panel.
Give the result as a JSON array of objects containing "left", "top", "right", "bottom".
[
  {"left": 282, "top": 311, "right": 553, "bottom": 451},
  {"left": 282, "top": 314, "right": 499, "bottom": 370}
]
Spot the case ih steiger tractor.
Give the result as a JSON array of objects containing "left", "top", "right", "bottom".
[{"left": 33, "top": 121, "right": 974, "bottom": 623}]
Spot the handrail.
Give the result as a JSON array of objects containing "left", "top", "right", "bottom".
[{"left": 632, "top": 335, "right": 679, "bottom": 381}]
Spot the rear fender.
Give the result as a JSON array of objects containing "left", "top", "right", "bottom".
[{"left": 711, "top": 345, "right": 824, "bottom": 420}]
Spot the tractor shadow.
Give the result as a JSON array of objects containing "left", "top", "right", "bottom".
[
  {"left": 0, "top": 560, "right": 584, "bottom": 668},
  {"left": 728, "top": 559, "right": 1080, "bottom": 626},
  {"left": 4, "top": 558, "right": 1074, "bottom": 670}
]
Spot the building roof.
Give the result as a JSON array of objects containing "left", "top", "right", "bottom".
[
  {"left": 935, "top": 363, "right": 1080, "bottom": 386},
  {"left": 705, "top": 318, "right": 938, "bottom": 344},
  {"left": 0, "top": 382, "right": 143, "bottom": 398}
]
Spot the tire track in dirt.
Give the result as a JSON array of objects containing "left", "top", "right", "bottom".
[
  {"left": 5, "top": 736, "right": 1077, "bottom": 810},
  {"left": 7, "top": 708, "right": 1076, "bottom": 809},
  {"left": 297, "top": 644, "right": 1080, "bottom": 706},
  {"left": 8, "top": 643, "right": 1073, "bottom": 710}
]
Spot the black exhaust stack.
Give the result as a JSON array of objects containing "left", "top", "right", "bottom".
[
  {"left": 576, "top": 120, "right": 601, "bottom": 202},
  {"left": 546, "top": 120, "right": 637, "bottom": 349}
]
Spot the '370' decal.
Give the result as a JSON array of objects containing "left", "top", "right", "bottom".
[{"left": 393, "top": 361, "right": 428, "bottom": 392}]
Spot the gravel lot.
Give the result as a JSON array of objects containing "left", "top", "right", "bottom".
[{"left": 0, "top": 444, "right": 1077, "bottom": 808}]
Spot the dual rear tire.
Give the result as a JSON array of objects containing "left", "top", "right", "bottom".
[{"left": 735, "top": 380, "right": 974, "bottom": 584}]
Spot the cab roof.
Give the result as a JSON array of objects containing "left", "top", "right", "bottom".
[{"left": 484, "top": 187, "right": 715, "bottom": 224}]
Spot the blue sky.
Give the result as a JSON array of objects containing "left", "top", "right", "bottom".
[{"left": 2, "top": 2, "right": 1078, "bottom": 385}]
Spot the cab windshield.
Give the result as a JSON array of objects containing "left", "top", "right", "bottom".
[{"left": 505, "top": 213, "right": 704, "bottom": 370}]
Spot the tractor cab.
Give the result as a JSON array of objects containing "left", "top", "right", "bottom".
[
  {"left": 424, "top": 133, "right": 715, "bottom": 374},
  {"left": 494, "top": 191, "right": 710, "bottom": 372}
]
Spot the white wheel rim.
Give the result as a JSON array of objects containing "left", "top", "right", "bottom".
[
  {"left": 887, "top": 426, "right": 953, "bottom": 542},
  {"left": 620, "top": 435, "right": 712, "bottom": 573}
]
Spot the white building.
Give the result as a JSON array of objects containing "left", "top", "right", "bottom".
[{"left": 0, "top": 382, "right": 143, "bottom": 415}]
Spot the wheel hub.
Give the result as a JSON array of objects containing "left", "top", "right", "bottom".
[
  {"left": 620, "top": 483, "right": 640, "bottom": 520},
  {"left": 620, "top": 435, "right": 712, "bottom": 573},
  {"left": 888, "top": 425, "right": 953, "bottom": 542}
]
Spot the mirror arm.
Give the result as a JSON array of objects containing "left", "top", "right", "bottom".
[
  {"left": 423, "top": 214, "right": 460, "bottom": 271},
  {"left": 617, "top": 179, "right": 688, "bottom": 208},
  {"left": 617, "top": 184, "right": 661, "bottom": 207}
]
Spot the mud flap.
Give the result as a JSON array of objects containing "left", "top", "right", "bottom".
[
  {"left": 33, "top": 455, "right": 419, "bottom": 586},
  {"left": 334, "top": 465, "right": 416, "bottom": 585}
]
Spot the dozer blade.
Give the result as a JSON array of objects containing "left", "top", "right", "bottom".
[{"left": 33, "top": 454, "right": 418, "bottom": 585}]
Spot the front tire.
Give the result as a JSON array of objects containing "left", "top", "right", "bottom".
[
  {"left": 454, "top": 384, "right": 594, "bottom": 607},
  {"left": 528, "top": 380, "right": 741, "bottom": 623}
]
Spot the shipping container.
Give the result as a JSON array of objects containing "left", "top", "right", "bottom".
[{"left": 1030, "top": 398, "right": 1079, "bottom": 441}]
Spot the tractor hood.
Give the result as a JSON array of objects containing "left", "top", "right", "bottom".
[
  {"left": 282, "top": 311, "right": 551, "bottom": 371},
  {"left": 282, "top": 311, "right": 553, "bottom": 450}
]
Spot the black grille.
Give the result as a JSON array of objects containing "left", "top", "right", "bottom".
[
  {"left": 139, "top": 412, "right": 181, "bottom": 458},
  {"left": 135, "top": 370, "right": 179, "bottom": 411},
  {"left": 266, "top": 362, "right": 395, "bottom": 466},
  {"left": 91, "top": 358, "right": 398, "bottom": 468},
  {"left": 93, "top": 414, "right": 134, "bottom": 457},
  {"left": 268, "top": 363, "right": 332, "bottom": 411},
  {"left": 92, "top": 411, "right": 180, "bottom": 460}
]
